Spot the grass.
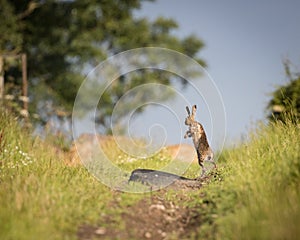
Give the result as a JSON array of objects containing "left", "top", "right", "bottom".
[
  {"left": 187, "top": 119, "right": 300, "bottom": 239},
  {"left": 0, "top": 111, "right": 143, "bottom": 239},
  {"left": 0, "top": 109, "right": 299, "bottom": 239}
]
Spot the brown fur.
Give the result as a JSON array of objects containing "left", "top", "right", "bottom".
[{"left": 184, "top": 105, "right": 216, "bottom": 176}]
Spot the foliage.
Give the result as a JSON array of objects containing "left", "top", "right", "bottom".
[
  {"left": 267, "top": 61, "right": 300, "bottom": 123},
  {"left": 0, "top": 0, "right": 206, "bottom": 132},
  {"left": 0, "top": 0, "right": 23, "bottom": 54}
]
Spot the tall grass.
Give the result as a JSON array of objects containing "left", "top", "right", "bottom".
[
  {"left": 192, "top": 119, "right": 300, "bottom": 239},
  {"left": 0, "top": 111, "right": 141, "bottom": 240},
  {"left": 1, "top": 109, "right": 299, "bottom": 239}
]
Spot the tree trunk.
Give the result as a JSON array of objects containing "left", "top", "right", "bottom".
[{"left": 0, "top": 56, "right": 4, "bottom": 100}]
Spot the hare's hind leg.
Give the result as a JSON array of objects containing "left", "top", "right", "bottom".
[
  {"left": 200, "top": 167, "right": 207, "bottom": 178},
  {"left": 198, "top": 161, "right": 207, "bottom": 178},
  {"left": 199, "top": 155, "right": 217, "bottom": 178}
]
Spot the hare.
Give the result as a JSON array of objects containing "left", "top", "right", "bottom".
[{"left": 184, "top": 105, "right": 216, "bottom": 177}]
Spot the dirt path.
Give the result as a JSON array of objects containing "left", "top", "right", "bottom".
[
  {"left": 70, "top": 134, "right": 217, "bottom": 239},
  {"left": 77, "top": 192, "right": 203, "bottom": 240},
  {"left": 77, "top": 174, "right": 218, "bottom": 240}
]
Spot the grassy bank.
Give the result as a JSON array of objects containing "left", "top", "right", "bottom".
[
  {"left": 0, "top": 111, "right": 143, "bottom": 239},
  {"left": 190, "top": 119, "right": 300, "bottom": 239},
  {"left": 0, "top": 110, "right": 299, "bottom": 239}
]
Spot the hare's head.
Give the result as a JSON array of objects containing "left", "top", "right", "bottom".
[{"left": 184, "top": 105, "right": 197, "bottom": 126}]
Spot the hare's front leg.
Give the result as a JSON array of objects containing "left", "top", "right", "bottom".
[{"left": 184, "top": 130, "right": 192, "bottom": 138}]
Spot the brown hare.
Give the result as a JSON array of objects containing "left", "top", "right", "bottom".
[{"left": 184, "top": 105, "right": 216, "bottom": 177}]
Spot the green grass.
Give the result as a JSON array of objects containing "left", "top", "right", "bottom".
[
  {"left": 0, "top": 111, "right": 143, "bottom": 240},
  {"left": 1, "top": 110, "right": 299, "bottom": 239},
  {"left": 187, "top": 119, "right": 300, "bottom": 239}
]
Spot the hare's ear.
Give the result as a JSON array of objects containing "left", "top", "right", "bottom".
[
  {"left": 192, "top": 105, "right": 197, "bottom": 116},
  {"left": 185, "top": 106, "right": 191, "bottom": 116}
]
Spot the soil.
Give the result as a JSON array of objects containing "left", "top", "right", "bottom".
[
  {"left": 77, "top": 191, "right": 204, "bottom": 240},
  {"left": 71, "top": 134, "right": 212, "bottom": 239},
  {"left": 77, "top": 175, "right": 214, "bottom": 240}
]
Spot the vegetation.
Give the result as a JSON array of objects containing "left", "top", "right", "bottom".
[
  {"left": 191, "top": 117, "right": 300, "bottom": 239},
  {"left": 1, "top": 110, "right": 299, "bottom": 239},
  {"left": 0, "top": 0, "right": 205, "bottom": 131},
  {"left": 0, "top": 110, "right": 115, "bottom": 239},
  {"left": 267, "top": 61, "right": 300, "bottom": 123},
  {"left": 1, "top": 1, "right": 299, "bottom": 239}
]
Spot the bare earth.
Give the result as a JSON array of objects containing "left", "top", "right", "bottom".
[
  {"left": 77, "top": 175, "right": 216, "bottom": 240},
  {"left": 77, "top": 191, "right": 204, "bottom": 240},
  {"left": 70, "top": 134, "right": 212, "bottom": 239}
]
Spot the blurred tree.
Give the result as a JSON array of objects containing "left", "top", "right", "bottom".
[
  {"left": 0, "top": 0, "right": 206, "bottom": 133},
  {"left": 267, "top": 60, "right": 300, "bottom": 123}
]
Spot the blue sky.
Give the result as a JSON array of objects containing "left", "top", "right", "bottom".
[
  {"left": 75, "top": 0, "right": 300, "bottom": 152},
  {"left": 130, "top": 0, "right": 300, "bottom": 147}
]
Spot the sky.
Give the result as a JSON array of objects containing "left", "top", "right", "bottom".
[
  {"left": 74, "top": 0, "right": 300, "bottom": 152},
  {"left": 128, "top": 0, "right": 300, "bottom": 148}
]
